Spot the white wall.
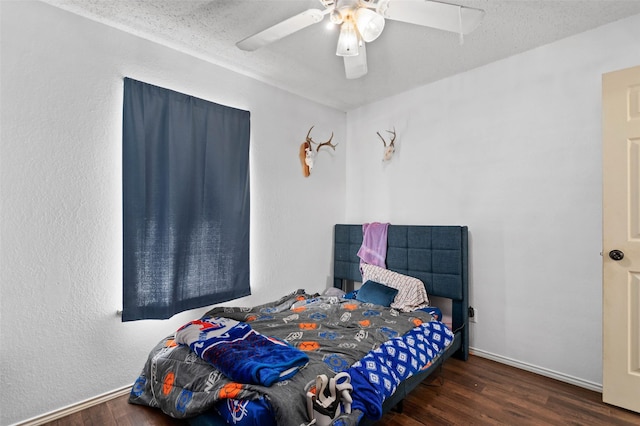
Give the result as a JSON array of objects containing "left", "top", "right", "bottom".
[
  {"left": 3, "top": 0, "right": 639, "bottom": 423},
  {"left": 346, "top": 13, "right": 640, "bottom": 389},
  {"left": 0, "top": 2, "right": 346, "bottom": 424}
]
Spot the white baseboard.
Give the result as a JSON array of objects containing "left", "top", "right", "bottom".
[
  {"left": 12, "top": 384, "right": 132, "bottom": 426},
  {"left": 11, "top": 349, "right": 602, "bottom": 425},
  {"left": 470, "top": 347, "right": 603, "bottom": 393}
]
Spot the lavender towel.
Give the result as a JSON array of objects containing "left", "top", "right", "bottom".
[{"left": 357, "top": 222, "right": 389, "bottom": 268}]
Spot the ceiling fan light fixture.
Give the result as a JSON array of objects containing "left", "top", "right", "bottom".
[
  {"left": 354, "top": 7, "right": 385, "bottom": 42},
  {"left": 329, "top": 9, "right": 344, "bottom": 25},
  {"left": 336, "top": 21, "right": 359, "bottom": 57}
]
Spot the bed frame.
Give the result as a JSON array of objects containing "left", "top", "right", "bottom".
[{"left": 333, "top": 224, "right": 469, "bottom": 421}]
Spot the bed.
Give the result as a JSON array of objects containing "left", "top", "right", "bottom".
[
  {"left": 333, "top": 224, "right": 469, "bottom": 423},
  {"left": 129, "top": 224, "right": 469, "bottom": 425}
]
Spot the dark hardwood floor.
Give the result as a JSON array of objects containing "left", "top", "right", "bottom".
[{"left": 42, "top": 355, "right": 640, "bottom": 426}]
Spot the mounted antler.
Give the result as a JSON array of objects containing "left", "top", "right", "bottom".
[
  {"left": 377, "top": 127, "right": 396, "bottom": 162},
  {"left": 315, "top": 132, "right": 337, "bottom": 152},
  {"left": 299, "top": 126, "right": 338, "bottom": 177}
]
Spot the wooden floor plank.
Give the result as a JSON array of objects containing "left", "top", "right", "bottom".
[{"left": 41, "top": 355, "right": 640, "bottom": 425}]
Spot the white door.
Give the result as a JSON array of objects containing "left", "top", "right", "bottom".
[{"left": 602, "top": 64, "right": 640, "bottom": 413}]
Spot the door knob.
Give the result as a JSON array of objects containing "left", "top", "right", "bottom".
[{"left": 609, "top": 250, "right": 624, "bottom": 261}]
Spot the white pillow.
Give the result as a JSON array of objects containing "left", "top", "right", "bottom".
[
  {"left": 323, "top": 287, "right": 346, "bottom": 297},
  {"left": 361, "top": 264, "right": 429, "bottom": 312}
]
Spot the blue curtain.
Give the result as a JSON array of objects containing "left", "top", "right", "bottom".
[{"left": 122, "top": 78, "right": 250, "bottom": 321}]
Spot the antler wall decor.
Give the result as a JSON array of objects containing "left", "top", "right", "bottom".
[
  {"left": 299, "top": 126, "right": 337, "bottom": 177},
  {"left": 377, "top": 127, "right": 397, "bottom": 161}
]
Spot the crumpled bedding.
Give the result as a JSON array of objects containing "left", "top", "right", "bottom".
[
  {"left": 129, "top": 289, "right": 453, "bottom": 425},
  {"left": 175, "top": 316, "right": 309, "bottom": 386}
]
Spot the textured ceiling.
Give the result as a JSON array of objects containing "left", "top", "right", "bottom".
[{"left": 43, "top": 0, "right": 640, "bottom": 111}]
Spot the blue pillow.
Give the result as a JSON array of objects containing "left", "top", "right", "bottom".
[{"left": 356, "top": 280, "right": 398, "bottom": 307}]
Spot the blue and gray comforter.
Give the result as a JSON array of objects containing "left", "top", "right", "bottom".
[{"left": 129, "top": 290, "right": 453, "bottom": 425}]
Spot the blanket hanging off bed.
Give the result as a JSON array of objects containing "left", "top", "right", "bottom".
[
  {"left": 176, "top": 316, "right": 309, "bottom": 386},
  {"left": 347, "top": 321, "right": 454, "bottom": 420}
]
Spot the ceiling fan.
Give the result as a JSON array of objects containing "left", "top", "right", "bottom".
[{"left": 236, "top": 0, "right": 485, "bottom": 79}]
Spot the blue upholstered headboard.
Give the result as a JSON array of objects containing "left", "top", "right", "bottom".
[{"left": 333, "top": 224, "right": 469, "bottom": 359}]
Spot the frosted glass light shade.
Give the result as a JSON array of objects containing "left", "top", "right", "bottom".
[
  {"left": 355, "top": 8, "right": 385, "bottom": 42},
  {"left": 336, "top": 21, "right": 359, "bottom": 56}
]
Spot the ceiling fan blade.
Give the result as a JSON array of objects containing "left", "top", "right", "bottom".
[
  {"left": 344, "top": 42, "right": 368, "bottom": 79},
  {"left": 237, "top": 8, "right": 328, "bottom": 51},
  {"left": 379, "top": 0, "right": 484, "bottom": 35}
]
